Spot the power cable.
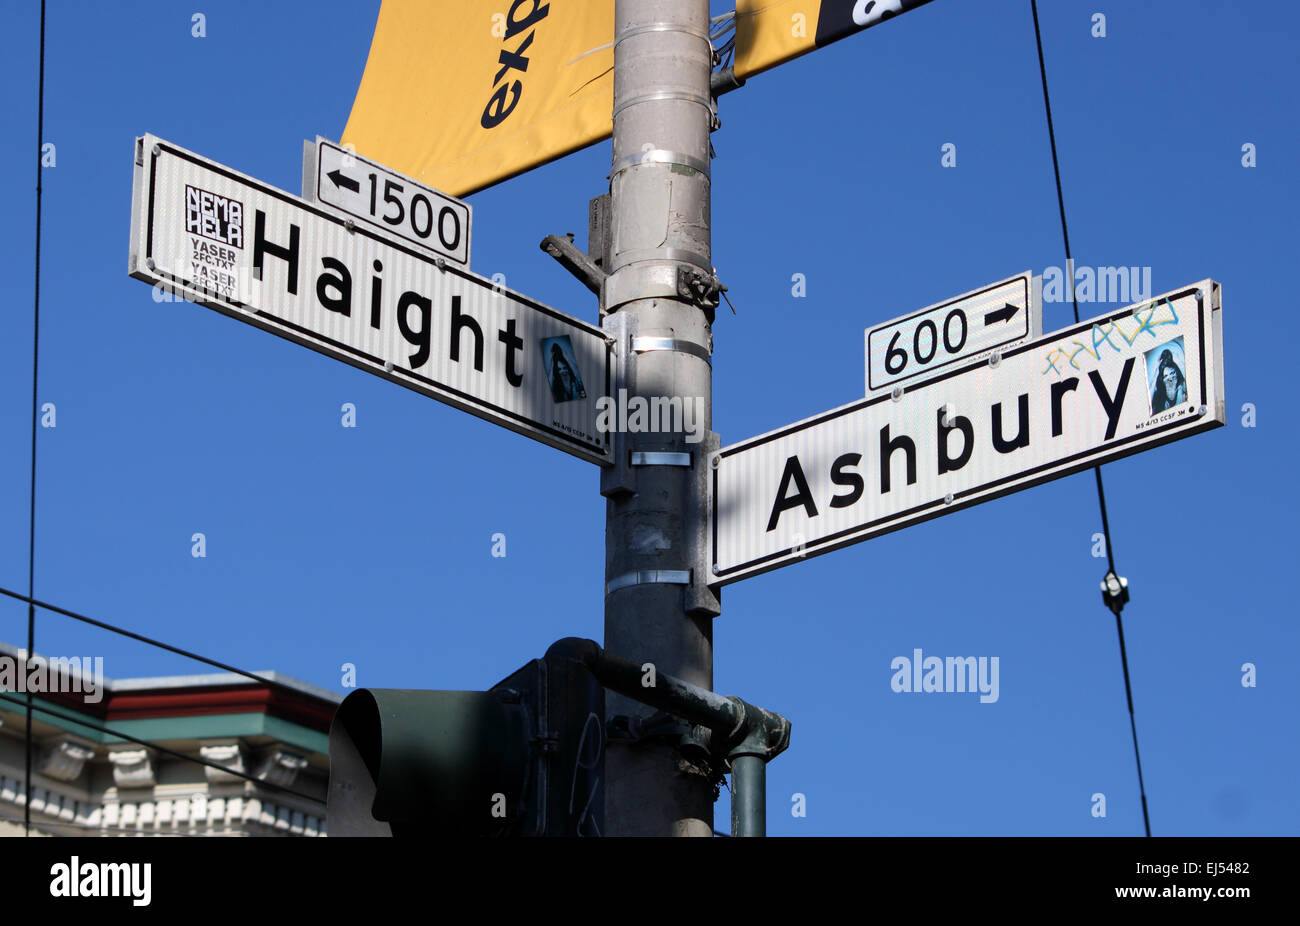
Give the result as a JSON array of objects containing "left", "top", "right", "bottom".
[
  {"left": 24, "top": 0, "right": 48, "bottom": 838},
  {"left": 1030, "top": 0, "right": 1150, "bottom": 837},
  {"left": 0, "top": 585, "right": 327, "bottom": 699}
]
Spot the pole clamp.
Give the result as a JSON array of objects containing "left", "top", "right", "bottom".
[
  {"left": 605, "top": 569, "right": 691, "bottom": 596},
  {"left": 614, "top": 22, "right": 713, "bottom": 47},
  {"left": 613, "top": 89, "right": 715, "bottom": 119},
  {"left": 630, "top": 451, "right": 692, "bottom": 467},
  {"left": 610, "top": 148, "right": 711, "bottom": 179},
  {"left": 631, "top": 336, "right": 712, "bottom": 366}
]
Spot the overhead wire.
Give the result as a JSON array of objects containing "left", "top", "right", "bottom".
[
  {"left": 1029, "top": 0, "right": 1150, "bottom": 838},
  {"left": 24, "top": 0, "right": 48, "bottom": 838}
]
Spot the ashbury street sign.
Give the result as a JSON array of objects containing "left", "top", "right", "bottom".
[
  {"left": 710, "top": 282, "right": 1223, "bottom": 585},
  {"left": 128, "top": 134, "right": 611, "bottom": 463}
]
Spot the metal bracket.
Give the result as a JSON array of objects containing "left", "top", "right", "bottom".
[
  {"left": 613, "top": 246, "right": 713, "bottom": 274},
  {"left": 722, "top": 697, "right": 791, "bottom": 769},
  {"left": 711, "top": 66, "right": 745, "bottom": 97},
  {"left": 631, "top": 335, "right": 712, "bottom": 366},
  {"left": 630, "top": 451, "right": 691, "bottom": 467},
  {"left": 613, "top": 89, "right": 715, "bottom": 120},
  {"left": 605, "top": 569, "right": 691, "bottom": 596},
  {"left": 614, "top": 22, "right": 712, "bottom": 46},
  {"left": 610, "top": 148, "right": 711, "bottom": 179},
  {"left": 676, "top": 266, "right": 724, "bottom": 317},
  {"left": 600, "top": 314, "right": 637, "bottom": 499},
  {"left": 589, "top": 194, "right": 612, "bottom": 276},
  {"left": 540, "top": 233, "right": 607, "bottom": 296},
  {"left": 686, "top": 431, "right": 722, "bottom": 617},
  {"left": 603, "top": 263, "right": 689, "bottom": 314},
  {"left": 605, "top": 711, "right": 695, "bottom": 748}
]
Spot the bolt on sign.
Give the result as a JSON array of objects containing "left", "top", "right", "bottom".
[
  {"left": 710, "top": 282, "right": 1223, "bottom": 585},
  {"left": 127, "top": 134, "right": 611, "bottom": 463}
]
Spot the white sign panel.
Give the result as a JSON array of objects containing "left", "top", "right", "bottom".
[
  {"left": 129, "top": 134, "right": 611, "bottom": 464},
  {"left": 866, "top": 272, "right": 1037, "bottom": 393},
  {"left": 304, "top": 137, "right": 471, "bottom": 267},
  {"left": 712, "top": 282, "right": 1223, "bottom": 585}
]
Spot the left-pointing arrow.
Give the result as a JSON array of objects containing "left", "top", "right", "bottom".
[
  {"left": 983, "top": 303, "right": 1019, "bottom": 327},
  {"left": 327, "top": 169, "right": 360, "bottom": 194}
]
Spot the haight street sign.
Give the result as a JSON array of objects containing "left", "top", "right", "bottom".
[
  {"left": 710, "top": 282, "right": 1224, "bottom": 586},
  {"left": 127, "top": 134, "right": 612, "bottom": 464}
]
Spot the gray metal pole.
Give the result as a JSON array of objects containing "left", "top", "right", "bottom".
[
  {"left": 601, "top": 0, "right": 718, "bottom": 836},
  {"left": 730, "top": 755, "right": 766, "bottom": 837}
]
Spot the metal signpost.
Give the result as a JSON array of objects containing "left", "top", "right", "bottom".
[
  {"left": 866, "top": 271, "right": 1039, "bottom": 393},
  {"left": 712, "top": 283, "right": 1223, "bottom": 586},
  {"left": 122, "top": 0, "right": 1227, "bottom": 839},
  {"left": 303, "top": 137, "right": 472, "bottom": 267},
  {"left": 128, "top": 133, "right": 611, "bottom": 464}
]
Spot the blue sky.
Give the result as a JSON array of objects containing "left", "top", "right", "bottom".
[{"left": 1, "top": 0, "right": 1295, "bottom": 836}]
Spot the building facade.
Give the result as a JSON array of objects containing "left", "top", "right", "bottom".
[{"left": 0, "top": 642, "right": 338, "bottom": 836}]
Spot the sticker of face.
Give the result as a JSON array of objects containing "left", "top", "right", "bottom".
[{"left": 1149, "top": 347, "right": 1187, "bottom": 413}]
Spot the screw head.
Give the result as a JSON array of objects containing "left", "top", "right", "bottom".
[
  {"left": 891, "top": 386, "right": 904, "bottom": 402},
  {"left": 145, "top": 257, "right": 156, "bottom": 271},
  {"left": 343, "top": 219, "right": 355, "bottom": 233},
  {"left": 383, "top": 361, "right": 394, "bottom": 372},
  {"left": 989, "top": 351, "right": 1001, "bottom": 368},
  {"left": 151, "top": 144, "right": 161, "bottom": 157},
  {"left": 943, "top": 493, "right": 954, "bottom": 506}
]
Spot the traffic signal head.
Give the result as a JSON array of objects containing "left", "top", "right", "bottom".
[{"left": 327, "top": 640, "right": 604, "bottom": 836}]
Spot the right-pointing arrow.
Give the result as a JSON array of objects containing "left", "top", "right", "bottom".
[{"left": 983, "top": 303, "right": 1019, "bottom": 326}]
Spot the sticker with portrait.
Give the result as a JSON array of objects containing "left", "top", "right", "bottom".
[
  {"left": 1144, "top": 336, "right": 1188, "bottom": 415},
  {"left": 540, "top": 335, "right": 587, "bottom": 403}
]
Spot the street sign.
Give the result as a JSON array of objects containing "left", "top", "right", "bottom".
[
  {"left": 128, "top": 134, "right": 612, "bottom": 464},
  {"left": 866, "top": 272, "right": 1038, "bottom": 393},
  {"left": 303, "top": 137, "right": 471, "bottom": 267},
  {"left": 711, "top": 281, "right": 1223, "bottom": 585}
]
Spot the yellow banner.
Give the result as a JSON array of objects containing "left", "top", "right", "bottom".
[
  {"left": 342, "top": 1, "right": 614, "bottom": 198},
  {"left": 733, "top": 0, "right": 935, "bottom": 79},
  {"left": 341, "top": 1, "right": 934, "bottom": 199}
]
